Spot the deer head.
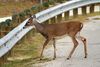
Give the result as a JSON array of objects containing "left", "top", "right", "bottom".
[{"left": 24, "top": 15, "right": 36, "bottom": 28}]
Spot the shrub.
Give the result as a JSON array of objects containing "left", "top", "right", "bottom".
[
  {"left": 48, "top": 0, "right": 55, "bottom": 5},
  {"left": 12, "top": 14, "right": 19, "bottom": 22},
  {"left": 5, "top": 19, "right": 12, "bottom": 26},
  {"left": 24, "top": 9, "right": 32, "bottom": 16},
  {"left": 31, "top": 6, "right": 37, "bottom": 10},
  {"left": 42, "top": 2, "right": 49, "bottom": 7},
  {"left": 31, "top": 6, "right": 37, "bottom": 14},
  {"left": 18, "top": 12, "right": 26, "bottom": 22}
]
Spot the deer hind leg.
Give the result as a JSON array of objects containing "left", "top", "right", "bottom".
[
  {"left": 40, "top": 38, "right": 51, "bottom": 60},
  {"left": 53, "top": 38, "right": 56, "bottom": 60},
  {"left": 81, "top": 36, "right": 87, "bottom": 58},
  {"left": 67, "top": 37, "right": 78, "bottom": 60},
  {"left": 76, "top": 35, "right": 87, "bottom": 58}
]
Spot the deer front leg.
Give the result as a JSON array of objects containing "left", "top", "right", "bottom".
[
  {"left": 40, "top": 38, "right": 50, "bottom": 60},
  {"left": 53, "top": 38, "right": 56, "bottom": 60},
  {"left": 67, "top": 37, "right": 78, "bottom": 60}
]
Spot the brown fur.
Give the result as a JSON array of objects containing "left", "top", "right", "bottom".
[{"left": 24, "top": 16, "right": 87, "bottom": 60}]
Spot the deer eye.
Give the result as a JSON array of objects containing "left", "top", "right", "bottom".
[{"left": 28, "top": 22, "right": 31, "bottom": 24}]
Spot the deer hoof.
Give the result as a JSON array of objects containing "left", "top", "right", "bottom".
[
  {"left": 53, "top": 58, "right": 56, "bottom": 60},
  {"left": 84, "top": 56, "right": 87, "bottom": 58},
  {"left": 40, "top": 58, "right": 42, "bottom": 60},
  {"left": 67, "top": 58, "right": 70, "bottom": 60}
]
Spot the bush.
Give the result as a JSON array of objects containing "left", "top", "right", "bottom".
[
  {"left": 19, "top": 12, "right": 25, "bottom": 17},
  {"left": 24, "top": 9, "right": 32, "bottom": 16},
  {"left": 48, "top": 0, "right": 55, "bottom": 5},
  {"left": 12, "top": 14, "right": 19, "bottom": 22},
  {"left": 0, "top": 21, "right": 6, "bottom": 26},
  {"left": 42, "top": 2, "right": 49, "bottom": 7},
  {"left": 31, "top": 6, "right": 37, "bottom": 10},
  {"left": 5, "top": 19, "right": 12, "bottom": 26},
  {"left": 18, "top": 12, "right": 26, "bottom": 22},
  {"left": 31, "top": 6, "right": 38, "bottom": 14}
]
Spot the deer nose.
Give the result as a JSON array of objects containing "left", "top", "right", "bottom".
[{"left": 23, "top": 23, "right": 28, "bottom": 29}]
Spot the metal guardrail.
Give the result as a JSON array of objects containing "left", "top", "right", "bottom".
[
  {"left": 0, "top": 0, "right": 100, "bottom": 57},
  {"left": 35, "top": 0, "right": 100, "bottom": 23},
  {"left": 0, "top": 18, "right": 34, "bottom": 57},
  {"left": 0, "top": 19, "right": 29, "bottom": 46},
  {"left": 0, "top": 26, "right": 33, "bottom": 57}
]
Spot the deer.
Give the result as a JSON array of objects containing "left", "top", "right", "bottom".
[{"left": 24, "top": 15, "right": 87, "bottom": 60}]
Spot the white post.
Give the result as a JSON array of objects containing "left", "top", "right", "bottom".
[{"left": 40, "top": 0, "right": 43, "bottom": 4}]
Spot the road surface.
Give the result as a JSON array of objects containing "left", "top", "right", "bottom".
[{"left": 32, "top": 16, "right": 100, "bottom": 67}]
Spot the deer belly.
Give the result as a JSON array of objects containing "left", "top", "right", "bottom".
[
  {"left": 54, "top": 34, "right": 68, "bottom": 39},
  {"left": 53, "top": 31, "right": 68, "bottom": 39}
]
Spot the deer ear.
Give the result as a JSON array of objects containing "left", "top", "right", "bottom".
[{"left": 33, "top": 15, "right": 36, "bottom": 18}]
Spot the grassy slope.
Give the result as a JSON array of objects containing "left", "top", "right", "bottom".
[
  {"left": 0, "top": 1, "right": 44, "bottom": 67},
  {"left": 1, "top": 33, "right": 45, "bottom": 67},
  {"left": 0, "top": 1, "right": 36, "bottom": 17}
]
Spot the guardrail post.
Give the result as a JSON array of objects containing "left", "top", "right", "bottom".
[
  {"left": 73, "top": 8, "right": 78, "bottom": 17},
  {"left": 90, "top": 4, "right": 95, "bottom": 13},
  {"left": 0, "top": 58, "right": 5, "bottom": 66},
  {"left": 0, "top": 24, "right": 6, "bottom": 38},
  {"left": 57, "top": 14, "right": 62, "bottom": 22},
  {"left": 44, "top": 20, "right": 50, "bottom": 24},
  {"left": 82, "top": 6, "right": 87, "bottom": 15},
  {"left": 0, "top": 52, "right": 10, "bottom": 65},
  {"left": 50, "top": 17, "right": 56, "bottom": 24},
  {"left": 64, "top": 11, "right": 69, "bottom": 20}
]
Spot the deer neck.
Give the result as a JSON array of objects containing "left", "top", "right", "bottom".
[{"left": 33, "top": 21, "right": 44, "bottom": 32}]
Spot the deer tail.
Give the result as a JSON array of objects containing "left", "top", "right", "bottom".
[{"left": 81, "top": 23, "right": 83, "bottom": 30}]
